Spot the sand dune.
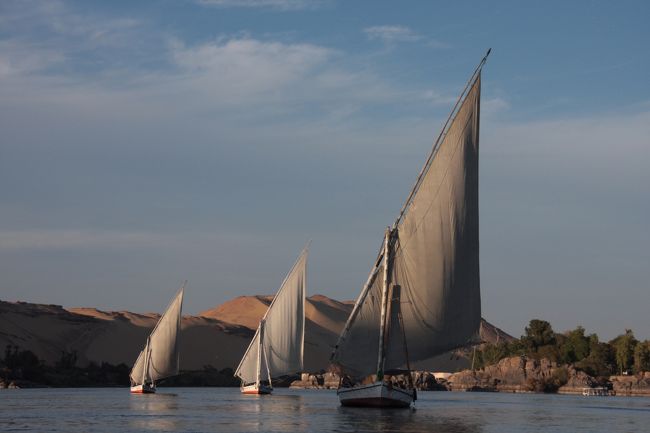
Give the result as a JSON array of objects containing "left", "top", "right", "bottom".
[{"left": 1, "top": 295, "right": 512, "bottom": 374}]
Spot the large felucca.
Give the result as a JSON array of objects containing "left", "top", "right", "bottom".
[
  {"left": 330, "top": 50, "right": 490, "bottom": 408},
  {"left": 235, "top": 246, "right": 308, "bottom": 395},
  {"left": 129, "top": 283, "right": 184, "bottom": 394}
]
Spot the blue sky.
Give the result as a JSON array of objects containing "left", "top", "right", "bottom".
[{"left": 1, "top": 0, "right": 648, "bottom": 340}]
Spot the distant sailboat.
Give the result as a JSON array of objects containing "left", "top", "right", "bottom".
[
  {"left": 235, "top": 246, "right": 308, "bottom": 395},
  {"left": 330, "top": 50, "right": 490, "bottom": 408},
  {"left": 130, "top": 284, "right": 185, "bottom": 394}
]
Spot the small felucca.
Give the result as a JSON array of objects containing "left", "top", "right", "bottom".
[
  {"left": 129, "top": 283, "right": 185, "bottom": 394},
  {"left": 235, "top": 246, "right": 308, "bottom": 395},
  {"left": 330, "top": 50, "right": 490, "bottom": 408}
]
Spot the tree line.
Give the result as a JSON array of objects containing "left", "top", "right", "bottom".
[
  {"left": 1, "top": 345, "right": 239, "bottom": 387},
  {"left": 474, "top": 320, "right": 650, "bottom": 377}
]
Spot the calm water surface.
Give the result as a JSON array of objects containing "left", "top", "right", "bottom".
[{"left": 1, "top": 388, "right": 648, "bottom": 433}]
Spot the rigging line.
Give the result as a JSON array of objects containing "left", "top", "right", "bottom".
[
  {"left": 329, "top": 258, "right": 382, "bottom": 363},
  {"left": 393, "top": 49, "right": 490, "bottom": 230}
]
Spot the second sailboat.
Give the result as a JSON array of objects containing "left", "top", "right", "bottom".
[{"left": 235, "top": 245, "right": 308, "bottom": 395}]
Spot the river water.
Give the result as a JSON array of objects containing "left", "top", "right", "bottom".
[{"left": 1, "top": 388, "right": 648, "bottom": 432}]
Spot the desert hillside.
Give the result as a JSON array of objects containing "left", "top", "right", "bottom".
[{"left": 0, "top": 295, "right": 512, "bottom": 373}]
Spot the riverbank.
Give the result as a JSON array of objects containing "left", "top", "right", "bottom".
[{"left": 288, "top": 356, "right": 650, "bottom": 397}]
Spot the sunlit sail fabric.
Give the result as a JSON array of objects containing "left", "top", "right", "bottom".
[
  {"left": 390, "top": 76, "right": 481, "bottom": 363},
  {"left": 235, "top": 248, "right": 307, "bottom": 384},
  {"left": 235, "top": 329, "right": 265, "bottom": 384},
  {"left": 331, "top": 74, "right": 482, "bottom": 379},
  {"left": 130, "top": 287, "right": 184, "bottom": 384}
]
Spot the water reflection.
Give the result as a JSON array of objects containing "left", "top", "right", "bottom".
[
  {"left": 5, "top": 388, "right": 648, "bottom": 433},
  {"left": 129, "top": 392, "right": 180, "bottom": 431},
  {"left": 235, "top": 393, "right": 310, "bottom": 432},
  {"left": 335, "top": 406, "right": 482, "bottom": 433}
]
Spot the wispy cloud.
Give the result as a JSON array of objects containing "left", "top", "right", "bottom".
[
  {"left": 420, "top": 89, "right": 457, "bottom": 106},
  {"left": 363, "top": 25, "right": 449, "bottom": 49},
  {"left": 482, "top": 97, "right": 510, "bottom": 115},
  {"left": 196, "top": 0, "right": 318, "bottom": 10},
  {"left": 170, "top": 37, "right": 332, "bottom": 98},
  {"left": 364, "top": 25, "right": 421, "bottom": 43},
  {"left": 0, "top": 230, "right": 171, "bottom": 250},
  {"left": 0, "top": 39, "right": 65, "bottom": 77}
]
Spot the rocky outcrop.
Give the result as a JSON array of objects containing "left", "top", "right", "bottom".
[
  {"left": 289, "top": 370, "right": 449, "bottom": 391},
  {"left": 557, "top": 367, "right": 599, "bottom": 394},
  {"left": 289, "top": 372, "right": 340, "bottom": 389},
  {"left": 447, "top": 356, "right": 594, "bottom": 393},
  {"left": 610, "top": 373, "right": 650, "bottom": 396}
]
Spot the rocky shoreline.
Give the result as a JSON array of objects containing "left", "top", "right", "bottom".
[{"left": 289, "top": 356, "right": 650, "bottom": 397}]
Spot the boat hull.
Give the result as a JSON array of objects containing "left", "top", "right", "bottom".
[
  {"left": 337, "top": 382, "right": 414, "bottom": 408},
  {"left": 241, "top": 383, "right": 273, "bottom": 395},
  {"left": 130, "top": 383, "right": 156, "bottom": 394}
]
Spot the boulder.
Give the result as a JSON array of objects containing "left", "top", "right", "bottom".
[{"left": 609, "top": 374, "right": 650, "bottom": 397}]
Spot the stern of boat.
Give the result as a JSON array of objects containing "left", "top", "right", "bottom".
[
  {"left": 241, "top": 383, "right": 273, "bottom": 395},
  {"left": 130, "top": 383, "right": 156, "bottom": 394},
  {"left": 337, "top": 382, "right": 413, "bottom": 408}
]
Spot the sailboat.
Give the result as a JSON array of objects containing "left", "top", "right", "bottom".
[
  {"left": 330, "top": 50, "right": 490, "bottom": 408},
  {"left": 129, "top": 283, "right": 185, "bottom": 394},
  {"left": 235, "top": 246, "right": 308, "bottom": 395}
]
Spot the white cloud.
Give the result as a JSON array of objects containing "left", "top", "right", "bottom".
[
  {"left": 196, "top": 0, "right": 317, "bottom": 10},
  {"left": 0, "top": 39, "right": 65, "bottom": 77},
  {"left": 170, "top": 37, "right": 332, "bottom": 98}
]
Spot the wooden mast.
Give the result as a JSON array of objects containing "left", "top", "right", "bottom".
[
  {"left": 376, "top": 227, "right": 391, "bottom": 380},
  {"left": 141, "top": 337, "right": 150, "bottom": 385},
  {"left": 256, "top": 321, "right": 263, "bottom": 387}
]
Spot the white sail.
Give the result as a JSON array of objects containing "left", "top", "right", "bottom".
[
  {"left": 235, "top": 247, "right": 307, "bottom": 384},
  {"left": 234, "top": 327, "right": 271, "bottom": 385},
  {"left": 130, "top": 286, "right": 184, "bottom": 384},
  {"left": 331, "top": 69, "right": 483, "bottom": 380},
  {"left": 390, "top": 74, "right": 482, "bottom": 363}
]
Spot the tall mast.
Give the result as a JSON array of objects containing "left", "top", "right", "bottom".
[
  {"left": 263, "top": 339, "right": 272, "bottom": 385},
  {"left": 256, "top": 321, "right": 264, "bottom": 386},
  {"left": 376, "top": 227, "right": 391, "bottom": 380},
  {"left": 141, "top": 337, "right": 150, "bottom": 385}
]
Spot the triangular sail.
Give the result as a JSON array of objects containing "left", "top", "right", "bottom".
[
  {"left": 330, "top": 261, "right": 383, "bottom": 379},
  {"left": 235, "top": 247, "right": 307, "bottom": 383},
  {"left": 130, "top": 286, "right": 184, "bottom": 384},
  {"left": 389, "top": 75, "right": 481, "bottom": 364},
  {"left": 234, "top": 328, "right": 264, "bottom": 384},
  {"left": 331, "top": 65, "right": 484, "bottom": 379},
  {"left": 130, "top": 349, "right": 147, "bottom": 385}
]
